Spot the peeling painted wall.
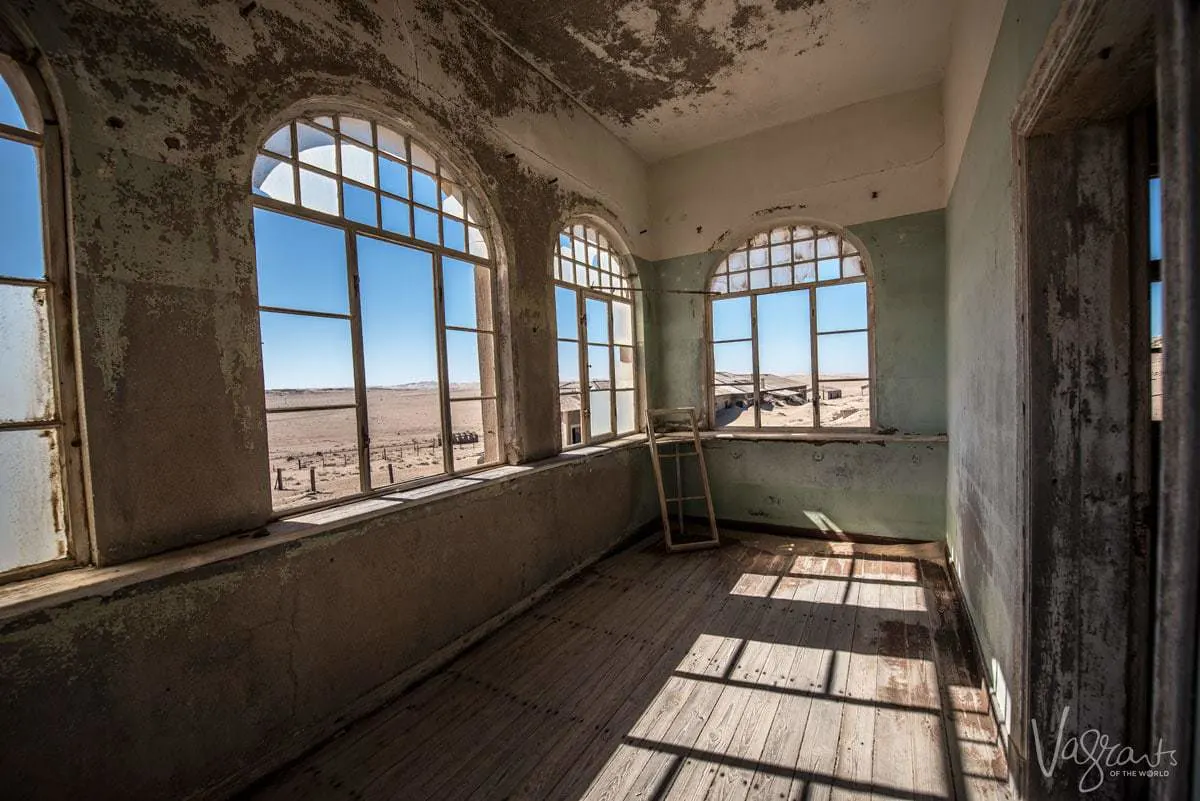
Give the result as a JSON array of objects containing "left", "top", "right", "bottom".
[
  {"left": 944, "top": 0, "right": 1062, "bottom": 763},
  {"left": 641, "top": 209, "right": 949, "bottom": 538}
]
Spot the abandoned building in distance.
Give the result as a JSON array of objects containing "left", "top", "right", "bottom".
[{"left": 1, "top": 1, "right": 1197, "bottom": 799}]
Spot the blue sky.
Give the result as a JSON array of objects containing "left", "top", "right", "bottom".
[
  {"left": 1150, "top": 177, "right": 1163, "bottom": 338},
  {"left": 255, "top": 208, "right": 484, "bottom": 390}
]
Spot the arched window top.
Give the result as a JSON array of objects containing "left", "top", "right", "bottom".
[
  {"left": 0, "top": 58, "right": 42, "bottom": 135},
  {"left": 710, "top": 223, "right": 866, "bottom": 295},
  {"left": 252, "top": 112, "right": 491, "bottom": 261},
  {"left": 553, "top": 221, "right": 632, "bottom": 300}
]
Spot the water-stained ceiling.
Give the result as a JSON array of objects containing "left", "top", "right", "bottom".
[{"left": 456, "top": 0, "right": 954, "bottom": 162}]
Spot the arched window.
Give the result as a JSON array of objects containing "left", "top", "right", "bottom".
[
  {"left": 708, "top": 223, "right": 872, "bottom": 430},
  {"left": 252, "top": 112, "right": 500, "bottom": 512},
  {"left": 552, "top": 222, "right": 638, "bottom": 447},
  {"left": 0, "top": 56, "right": 78, "bottom": 578}
]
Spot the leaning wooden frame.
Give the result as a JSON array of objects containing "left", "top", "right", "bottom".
[{"left": 646, "top": 407, "right": 720, "bottom": 552}]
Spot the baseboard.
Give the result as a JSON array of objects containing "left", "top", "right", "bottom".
[
  {"left": 677, "top": 514, "right": 936, "bottom": 545},
  {"left": 197, "top": 517, "right": 660, "bottom": 801}
]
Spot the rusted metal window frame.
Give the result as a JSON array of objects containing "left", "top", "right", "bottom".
[
  {"left": 251, "top": 112, "right": 503, "bottom": 516},
  {"left": 0, "top": 52, "right": 89, "bottom": 586},
  {"left": 705, "top": 223, "right": 876, "bottom": 432},
  {"left": 551, "top": 221, "right": 640, "bottom": 450}
]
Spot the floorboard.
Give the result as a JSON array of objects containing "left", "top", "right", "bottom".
[{"left": 242, "top": 531, "right": 1012, "bottom": 801}]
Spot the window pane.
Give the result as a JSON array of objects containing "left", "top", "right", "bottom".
[
  {"left": 342, "top": 183, "right": 378, "bottom": 227},
  {"left": 298, "top": 167, "right": 338, "bottom": 216},
  {"left": 557, "top": 341, "right": 580, "bottom": 386},
  {"left": 381, "top": 197, "right": 411, "bottom": 236},
  {"left": 712, "top": 296, "right": 750, "bottom": 341},
  {"left": 263, "top": 125, "right": 291, "bottom": 157},
  {"left": 615, "top": 390, "right": 636, "bottom": 434},
  {"left": 0, "top": 428, "right": 67, "bottom": 572},
  {"left": 378, "top": 127, "right": 406, "bottom": 160},
  {"left": 0, "top": 75, "right": 29, "bottom": 130},
  {"left": 260, "top": 312, "right": 354, "bottom": 403},
  {"left": 0, "top": 284, "right": 53, "bottom": 424},
  {"left": 612, "top": 301, "right": 634, "bottom": 346},
  {"left": 443, "top": 258, "right": 493, "bottom": 331},
  {"left": 1150, "top": 176, "right": 1162, "bottom": 261},
  {"left": 555, "top": 286, "right": 578, "bottom": 340},
  {"left": 0, "top": 138, "right": 45, "bottom": 280},
  {"left": 467, "top": 225, "right": 489, "bottom": 259},
  {"left": 589, "top": 390, "right": 613, "bottom": 438},
  {"left": 440, "top": 182, "right": 466, "bottom": 218},
  {"left": 339, "top": 116, "right": 373, "bottom": 145},
  {"left": 756, "top": 289, "right": 812, "bottom": 379},
  {"left": 585, "top": 298, "right": 610, "bottom": 344},
  {"left": 358, "top": 237, "right": 440, "bottom": 390},
  {"left": 450, "top": 398, "right": 498, "bottom": 471},
  {"left": 267, "top": 408, "right": 360, "bottom": 511},
  {"left": 446, "top": 329, "right": 495, "bottom": 394},
  {"left": 793, "top": 240, "right": 816, "bottom": 262},
  {"left": 296, "top": 123, "right": 336, "bottom": 171},
  {"left": 366, "top": 387, "right": 444, "bottom": 487},
  {"left": 560, "top": 394, "right": 583, "bottom": 446},
  {"left": 843, "top": 255, "right": 865, "bottom": 278},
  {"left": 713, "top": 341, "right": 752, "bottom": 376},
  {"left": 817, "top": 379, "right": 871, "bottom": 428},
  {"left": 414, "top": 207, "right": 439, "bottom": 244},
  {"left": 587, "top": 344, "right": 611, "bottom": 382},
  {"left": 340, "top": 141, "right": 375, "bottom": 187},
  {"left": 252, "top": 154, "right": 295, "bottom": 203},
  {"left": 443, "top": 217, "right": 466, "bottom": 252},
  {"left": 817, "top": 258, "right": 840, "bottom": 281},
  {"left": 750, "top": 269, "right": 770, "bottom": 290},
  {"left": 816, "top": 282, "right": 868, "bottom": 332},
  {"left": 614, "top": 345, "right": 635, "bottom": 389},
  {"left": 253, "top": 208, "right": 348, "bottom": 314},
  {"left": 758, "top": 383, "right": 813, "bottom": 428},
  {"left": 412, "top": 169, "right": 438, "bottom": 208},
  {"left": 379, "top": 156, "right": 409, "bottom": 197},
  {"left": 817, "top": 235, "right": 839, "bottom": 258},
  {"left": 410, "top": 140, "right": 437, "bottom": 172},
  {"left": 817, "top": 331, "right": 870, "bottom": 377}
]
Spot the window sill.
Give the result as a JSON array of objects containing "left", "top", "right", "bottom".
[
  {"left": 697, "top": 430, "right": 948, "bottom": 444},
  {"left": 0, "top": 434, "right": 649, "bottom": 621}
]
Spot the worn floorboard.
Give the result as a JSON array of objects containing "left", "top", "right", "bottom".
[{"left": 243, "top": 531, "right": 1012, "bottom": 801}]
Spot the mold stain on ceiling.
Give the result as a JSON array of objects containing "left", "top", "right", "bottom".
[{"left": 455, "top": 0, "right": 954, "bottom": 162}]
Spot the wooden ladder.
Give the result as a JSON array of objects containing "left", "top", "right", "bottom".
[{"left": 646, "top": 407, "right": 720, "bottom": 552}]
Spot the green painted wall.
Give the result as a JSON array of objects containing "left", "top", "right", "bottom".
[
  {"left": 945, "top": 0, "right": 1062, "bottom": 757},
  {"left": 641, "top": 209, "right": 949, "bottom": 540}
]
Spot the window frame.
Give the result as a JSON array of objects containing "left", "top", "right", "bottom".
[
  {"left": 705, "top": 222, "right": 876, "bottom": 433},
  {"left": 0, "top": 53, "right": 88, "bottom": 585},
  {"left": 250, "top": 111, "right": 504, "bottom": 516},
  {"left": 552, "top": 220, "right": 641, "bottom": 449}
]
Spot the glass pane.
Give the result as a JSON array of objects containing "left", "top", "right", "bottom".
[
  {"left": 794, "top": 262, "right": 816, "bottom": 284},
  {"left": 555, "top": 286, "right": 579, "bottom": 340},
  {"left": 267, "top": 408, "right": 360, "bottom": 511},
  {"left": 817, "top": 379, "right": 872, "bottom": 428},
  {"left": 340, "top": 141, "right": 375, "bottom": 186},
  {"left": 467, "top": 225, "right": 489, "bottom": 259},
  {"left": 587, "top": 344, "right": 611, "bottom": 382},
  {"left": 711, "top": 275, "right": 728, "bottom": 294},
  {"left": 817, "top": 235, "right": 839, "bottom": 258},
  {"left": 296, "top": 123, "right": 336, "bottom": 171},
  {"left": 446, "top": 329, "right": 495, "bottom": 395},
  {"left": 298, "top": 167, "right": 338, "bottom": 216},
  {"left": 410, "top": 140, "right": 437, "bottom": 172},
  {"left": 450, "top": 398, "right": 498, "bottom": 472},
  {"left": 757, "top": 289, "right": 812, "bottom": 379},
  {"left": 443, "top": 257, "right": 492, "bottom": 330},
  {"left": 713, "top": 341, "right": 753, "bottom": 377},
  {"left": 367, "top": 385, "right": 444, "bottom": 488},
  {"left": 817, "top": 331, "right": 870, "bottom": 377},
  {"left": 816, "top": 282, "right": 868, "bottom": 332},
  {"left": 414, "top": 207, "right": 439, "bottom": 244},
  {"left": 757, "top": 382, "right": 813, "bottom": 429},
  {"left": 589, "top": 390, "right": 613, "bottom": 438},
  {"left": 253, "top": 208, "right": 348, "bottom": 314},
  {"left": 818, "top": 258, "right": 840, "bottom": 281},
  {"left": 614, "top": 345, "right": 635, "bottom": 389},
  {"left": 0, "top": 75, "right": 29, "bottom": 129},
  {"left": 560, "top": 394, "right": 583, "bottom": 446},
  {"left": 714, "top": 384, "right": 755, "bottom": 428},
  {"left": 262, "top": 125, "right": 291, "bottom": 157},
  {"left": 793, "top": 240, "right": 816, "bottom": 262},
  {"left": 412, "top": 169, "right": 438, "bottom": 208},
  {"left": 750, "top": 269, "right": 770, "bottom": 290},
  {"left": 585, "top": 298, "right": 610, "bottom": 344},
  {"left": 612, "top": 301, "right": 633, "bottom": 345},
  {"left": 615, "top": 390, "right": 637, "bottom": 434},
  {"left": 443, "top": 217, "right": 466, "bottom": 252},
  {"left": 339, "top": 116, "right": 373, "bottom": 145},
  {"left": 379, "top": 156, "right": 409, "bottom": 197},
  {"left": 711, "top": 296, "right": 750, "bottom": 341},
  {"left": 728, "top": 272, "right": 749, "bottom": 293},
  {"left": 440, "top": 182, "right": 466, "bottom": 217},
  {"left": 378, "top": 126, "right": 405, "bottom": 160},
  {"left": 557, "top": 341, "right": 580, "bottom": 386},
  {"left": 260, "top": 312, "right": 354, "bottom": 404},
  {"left": 0, "top": 138, "right": 45, "bottom": 280},
  {"left": 0, "top": 428, "right": 68, "bottom": 572},
  {"left": 381, "top": 197, "right": 411, "bottom": 236},
  {"left": 727, "top": 251, "right": 747, "bottom": 272},
  {"left": 252, "top": 154, "right": 295, "bottom": 203},
  {"left": 342, "top": 183, "right": 378, "bottom": 227},
  {"left": 0, "top": 284, "right": 54, "bottom": 424},
  {"left": 358, "top": 236, "right": 439, "bottom": 389},
  {"left": 771, "top": 266, "right": 791, "bottom": 286},
  {"left": 1151, "top": 280, "right": 1163, "bottom": 420},
  {"left": 749, "top": 248, "right": 768, "bottom": 268},
  {"left": 770, "top": 245, "right": 791, "bottom": 265},
  {"left": 843, "top": 255, "right": 864, "bottom": 277}
]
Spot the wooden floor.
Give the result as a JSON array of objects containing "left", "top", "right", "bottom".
[{"left": 244, "top": 531, "right": 1012, "bottom": 801}]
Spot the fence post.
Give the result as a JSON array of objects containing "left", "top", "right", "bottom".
[
  {"left": 275, "top": 468, "right": 283, "bottom": 491},
  {"left": 309, "top": 466, "right": 316, "bottom": 493},
  {"left": 388, "top": 463, "right": 395, "bottom": 483}
]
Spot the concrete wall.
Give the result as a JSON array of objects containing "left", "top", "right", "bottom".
[
  {"left": 944, "top": 0, "right": 1062, "bottom": 757},
  {"left": 642, "top": 209, "right": 948, "bottom": 539},
  {"left": 943, "top": 0, "right": 1009, "bottom": 197},
  {"left": 0, "top": 2, "right": 660, "bottom": 798}
]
